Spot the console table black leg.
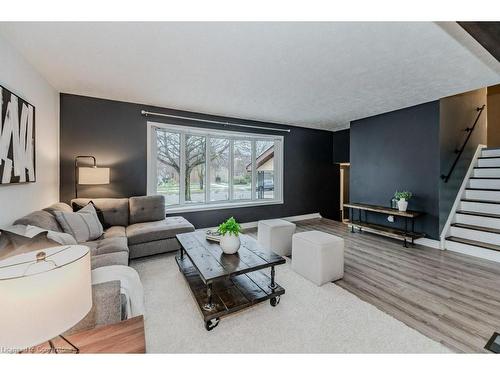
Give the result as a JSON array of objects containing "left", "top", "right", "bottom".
[
  {"left": 404, "top": 217, "right": 408, "bottom": 248},
  {"left": 358, "top": 209, "right": 362, "bottom": 233},
  {"left": 350, "top": 208, "right": 354, "bottom": 232}
]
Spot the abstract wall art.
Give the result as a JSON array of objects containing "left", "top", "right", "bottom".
[{"left": 0, "top": 85, "right": 35, "bottom": 184}]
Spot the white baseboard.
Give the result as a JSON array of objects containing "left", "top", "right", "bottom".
[
  {"left": 414, "top": 237, "right": 442, "bottom": 250},
  {"left": 202, "top": 212, "right": 322, "bottom": 231}
]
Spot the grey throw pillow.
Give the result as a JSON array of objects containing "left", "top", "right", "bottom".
[{"left": 54, "top": 203, "right": 104, "bottom": 243}]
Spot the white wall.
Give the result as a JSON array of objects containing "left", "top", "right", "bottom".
[{"left": 0, "top": 35, "right": 59, "bottom": 226}]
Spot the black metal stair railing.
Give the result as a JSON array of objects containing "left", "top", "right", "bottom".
[{"left": 441, "top": 104, "right": 486, "bottom": 183}]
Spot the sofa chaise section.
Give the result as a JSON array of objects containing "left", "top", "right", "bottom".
[{"left": 72, "top": 195, "right": 195, "bottom": 259}]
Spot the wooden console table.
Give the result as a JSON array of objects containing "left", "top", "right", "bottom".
[{"left": 343, "top": 203, "right": 424, "bottom": 247}]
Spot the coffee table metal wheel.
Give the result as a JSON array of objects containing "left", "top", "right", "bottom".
[
  {"left": 270, "top": 296, "right": 280, "bottom": 307},
  {"left": 205, "top": 318, "right": 220, "bottom": 331}
]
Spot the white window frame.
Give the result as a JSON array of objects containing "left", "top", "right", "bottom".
[{"left": 147, "top": 121, "right": 284, "bottom": 214}]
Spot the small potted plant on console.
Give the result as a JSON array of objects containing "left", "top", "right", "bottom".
[
  {"left": 218, "top": 217, "right": 242, "bottom": 254},
  {"left": 394, "top": 191, "right": 412, "bottom": 212}
]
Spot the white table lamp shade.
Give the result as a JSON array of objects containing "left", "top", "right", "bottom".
[
  {"left": 0, "top": 245, "right": 92, "bottom": 350},
  {"left": 78, "top": 167, "right": 110, "bottom": 185}
]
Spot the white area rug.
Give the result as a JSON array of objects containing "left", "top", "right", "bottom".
[{"left": 131, "top": 253, "right": 450, "bottom": 353}]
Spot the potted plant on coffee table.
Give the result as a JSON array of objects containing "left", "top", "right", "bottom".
[
  {"left": 218, "top": 217, "right": 242, "bottom": 254},
  {"left": 394, "top": 191, "right": 412, "bottom": 212}
]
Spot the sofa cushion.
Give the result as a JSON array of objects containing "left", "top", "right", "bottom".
[
  {"left": 126, "top": 217, "right": 195, "bottom": 245},
  {"left": 13, "top": 210, "right": 62, "bottom": 232},
  {"left": 91, "top": 252, "right": 129, "bottom": 269},
  {"left": 72, "top": 198, "right": 129, "bottom": 227},
  {"left": 54, "top": 203, "right": 104, "bottom": 242},
  {"left": 129, "top": 195, "right": 165, "bottom": 224},
  {"left": 82, "top": 236, "right": 129, "bottom": 257},
  {"left": 129, "top": 237, "right": 181, "bottom": 259},
  {"left": 72, "top": 200, "right": 109, "bottom": 229},
  {"left": 103, "top": 226, "right": 127, "bottom": 239}
]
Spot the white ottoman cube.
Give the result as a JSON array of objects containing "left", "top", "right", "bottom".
[
  {"left": 292, "top": 230, "right": 344, "bottom": 286},
  {"left": 258, "top": 219, "right": 296, "bottom": 256}
]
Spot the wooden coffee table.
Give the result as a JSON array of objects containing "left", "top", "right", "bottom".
[{"left": 175, "top": 231, "right": 286, "bottom": 331}]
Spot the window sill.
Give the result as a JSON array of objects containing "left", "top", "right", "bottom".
[{"left": 165, "top": 199, "right": 284, "bottom": 214}]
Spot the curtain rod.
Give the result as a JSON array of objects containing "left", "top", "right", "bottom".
[{"left": 140, "top": 110, "right": 291, "bottom": 133}]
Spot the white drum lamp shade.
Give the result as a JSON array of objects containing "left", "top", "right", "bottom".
[
  {"left": 78, "top": 167, "right": 110, "bottom": 185},
  {"left": 0, "top": 245, "right": 92, "bottom": 351}
]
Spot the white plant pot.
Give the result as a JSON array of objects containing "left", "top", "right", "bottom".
[
  {"left": 397, "top": 199, "right": 408, "bottom": 212},
  {"left": 220, "top": 234, "right": 241, "bottom": 254}
]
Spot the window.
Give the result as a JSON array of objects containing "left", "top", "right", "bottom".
[{"left": 148, "top": 122, "right": 283, "bottom": 213}]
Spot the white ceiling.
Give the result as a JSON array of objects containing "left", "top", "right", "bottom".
[{"left": 0, "top": 22, "right": 499, "bottom": 131}]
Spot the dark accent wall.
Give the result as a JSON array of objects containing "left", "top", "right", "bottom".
[
  {"left": 350, "top": 101, "right": 441, "bottom": 240},
  {"left": 439, "top": 88, "right": 487, "bottom": 232},
  {"left": 332, "top": 129, "right": 350, "bottom": 163},
  {"left": 60, "top": 94, "right": 338, "bottom": 228}
]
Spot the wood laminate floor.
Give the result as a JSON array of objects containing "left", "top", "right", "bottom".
[{"left": 245, "top": 218, "right": 500, "bottom": 353}]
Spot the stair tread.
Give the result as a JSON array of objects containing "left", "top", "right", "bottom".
[
  {"left": 466, "top": 188, "right": 500, "bottom": 191},
  {"left": 451, "top": 222, "right": 500, "bottom": 234},
  {"left": 456, "top": 210, "right": 500, "bottom": 219},
  {"left": 446, "top": 236, "right": 500, "bottom": 252},
  {"left": 474, "top": 167, "right": 500, "bottom": 169},
  {"left": 462, "top": 198, "right": 500, "bottom": 204},
  {"left": 478, "top": 156, "right": 500, "bottom": 160},
  {"left": 469, "top": 177, "right": 500, "bottom": 179},
  {"left": 483, "top": 147, "right": 500, "bottom": 151}
]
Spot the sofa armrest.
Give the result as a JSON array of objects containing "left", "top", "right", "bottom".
[{"left": 65, "top": 280, "right": 122, "bottom": 334}]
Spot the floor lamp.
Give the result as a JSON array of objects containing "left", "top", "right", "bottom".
[{"left": 74, "top": 155, "right": 110, "bottom": 198}]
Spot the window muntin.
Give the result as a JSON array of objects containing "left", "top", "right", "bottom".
[
  {"left": 209, "top": 138, "right": 230, "bottom": 202},
  {"left": 148, "top": 122, "right": 283, "bottom": 212},
  {"left": 155, "top": 130, "right": 181, "bottom": 206}
]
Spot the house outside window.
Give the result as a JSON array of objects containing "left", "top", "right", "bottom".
[{"left": 147, "top": 122, "right": 284, "bottom": 213}]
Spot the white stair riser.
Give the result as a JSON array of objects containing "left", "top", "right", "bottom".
[
  {"left": 449, "top": 226, "right": 500, "bottom": 245},
  {"left": 455, "top": 213, "right": 500, "bottom": 230},
  {"left": 482, "top": 149, "right": 500, "bottom": 158},
  {"left": 478, "top": 158, "right": 500, "bottom": 167},
  {"left": 473, "top": 168, "right": 500, "bottom": 178},
  {"left": 465, "top": 190, "right": 500, "bottom": 201},
  {"left": 445, "top": 240, "right": 500, "bottom": 263},
  {"left": 460, "top": 201, "right": 500, "bottom": 215},
  {"left": 469, "top": 179, "right": 500, "bottom": 189}
]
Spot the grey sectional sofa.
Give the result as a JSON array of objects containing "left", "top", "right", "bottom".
[
  {"left": 8, "top": 195, "right": 195, "bottom": 332},
  {"left": 14, "top": 195, "right": 195, "bottom": 269},
  {"left": 71, "top": 195, "right": 195, "bottom": 265}
]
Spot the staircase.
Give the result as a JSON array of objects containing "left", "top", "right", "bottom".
[{"left": 445, "top": 147, "right": 500, "bottom": 262}]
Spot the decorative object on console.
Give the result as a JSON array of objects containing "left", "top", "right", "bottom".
[
  {"left": 394, "top": 191, "right": 413, "bottom": 212},
  {"left": 0, "top": 245, "right": 92, "bottom": 353},
  {"left": 0, "top": 84, "right": 35, "bottom": 184},
  {"left": 217, "top": 217, "right": 241, "bottom": 254},
  {"left": 74, "top": 155, "right": 110, "bottom": 198}
]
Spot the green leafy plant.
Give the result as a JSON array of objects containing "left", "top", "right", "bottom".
[
  {"left": 394, "top": 191, "right": 413, "bottom": 201},
  {"left": 218, "top": 217, "right": 241, "bottom": 236}
]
